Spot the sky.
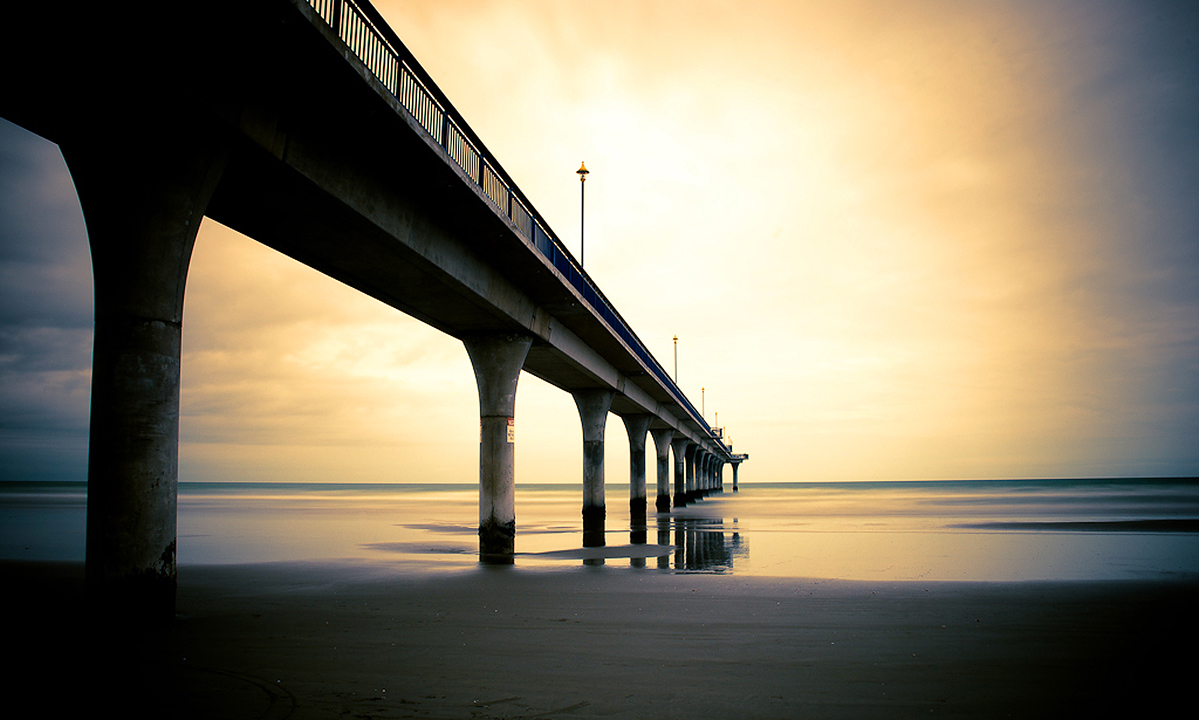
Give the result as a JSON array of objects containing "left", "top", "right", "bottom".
[{"left": 1, "top": 0, "right": 1197, "bottom": 486}]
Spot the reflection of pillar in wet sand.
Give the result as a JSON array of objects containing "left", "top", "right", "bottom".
[{"left": 657, "top": 514, "right": 672, "bottom": 569}]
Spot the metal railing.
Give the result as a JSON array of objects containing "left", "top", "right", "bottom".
[{"left": 301, "top": 0, "right": 725, "bottom": 451}]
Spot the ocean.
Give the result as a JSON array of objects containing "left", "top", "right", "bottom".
[{"left": 3, "top": 478, "right": 1198, "bottom": 581}]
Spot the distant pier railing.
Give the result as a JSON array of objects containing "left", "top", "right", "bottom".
[{"left": 302, "top": 0, "right": 726, "bottom": 449}]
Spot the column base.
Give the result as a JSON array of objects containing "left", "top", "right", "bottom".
[
  {"left": 582, "top": 505, "right": 606, "bottom": 547},
  {"left": 630, "top": 498, "right": 647, "bottom": 522},
  {"left": 630, "top": 498, "right": 647, "bottom": 545},
  {"left": 479, "top": 519, "right": 516, "bottom": 564}
]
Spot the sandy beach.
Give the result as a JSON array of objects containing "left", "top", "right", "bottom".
[{"left": 5, "top": 559, "right": 1195, "bottom": 719}]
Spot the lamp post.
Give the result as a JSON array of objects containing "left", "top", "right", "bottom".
[
  {"left": 673, "top": 335, "right": 678, "bottom": 382},
  {"left": 576, "top": 161, "right": 589, "bottom": 267}
]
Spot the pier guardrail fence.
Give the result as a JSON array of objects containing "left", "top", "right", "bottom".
[{"left": 302, "top": 0, "right": 727, "bottom": 450}]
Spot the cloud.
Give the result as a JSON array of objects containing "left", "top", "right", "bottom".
[
  {"left": 0, "top": 120, "right": 92, "bottom": 482},
  {"left": 2, "top": 1, "right": 1196, "bottom": 485}
]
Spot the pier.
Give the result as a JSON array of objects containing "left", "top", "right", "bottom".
[{"left": 1, "top": 0, "right": 747, "bottom": 614}]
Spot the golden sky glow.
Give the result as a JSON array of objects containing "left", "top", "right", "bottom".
[{"left": 2, "top": 0, "right": 1196, "bottom": 484}]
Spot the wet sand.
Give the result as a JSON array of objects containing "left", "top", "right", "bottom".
[{"left": 5, "top": 560, "right": 1196, "bottom": 719}]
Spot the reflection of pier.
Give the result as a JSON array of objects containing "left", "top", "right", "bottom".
[
  {"left": 569, "top": 515, "right": 746, "bottom": 570},
  {"left": 655, "top": 516, "right": 746, "bottom": 573}
]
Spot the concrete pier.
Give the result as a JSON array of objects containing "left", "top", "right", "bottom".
[
  {"left": 650, "top": 428, "right": 674, "bottom": 513},
  {"left": 3, "top": 0, "right": 747, "bottom": 614},
  {"left": 66, "top": 128, "right": 226, "bottom": 618},
  {"left": 464, "top": 334, "right": 533, "bottom": 561},
  {"left": 671, "top": 437, "right": 691, "bottom": 508},
  {"left": 573, "top": 389, "right": 615, "bottom": 547},
  {"left": 685, "top": 444, "right": 698, "bottom": 503},
  {"left": 621, "top": 414, "right": 652, "bottom": 544}
]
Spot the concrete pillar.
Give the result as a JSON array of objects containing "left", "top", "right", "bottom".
[
  {"left": 621, "top": 415, "right": 652, "bottom": 517},
  {"left": 670, "top": 437, "right": 690, "bottom": 508},
  {"left": 621, "top": 414, "right": 652, "bottom": 545},
  {"left": 64, "top": 128, "right": 226, "bottom": 619},
  {"left": 572, "top": 389, "right": 615, "bottom": 547},
  {"left": 732, "top": 460, "right": 742, "bottom": 491},
  {"left": 464, "top": 334, "right": 533, "bottom": 562},
  {"left": 685, "top": 443, "right": 697, "bottom": 502},
  {"left": 650, "top": 428, "right": 674, "bottom": 513}
]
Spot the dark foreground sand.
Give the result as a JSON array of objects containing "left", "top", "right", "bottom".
[{"left": 5, "top": 560, "right": 1196, "bottom": 719}]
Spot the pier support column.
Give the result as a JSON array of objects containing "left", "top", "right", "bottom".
[
  {"left": 671, "top": 437, "right": 691, "bottom": 508},
  {"left": 65, "top": 129, "right": 226, "bottom": 619},
  {"left": 464, "top": 334, "right": 533, "bottom": 562},
  {"left": 731, "top": 460, "right": 742, "bottom": 491},
  {"left": 572, "top": 389, "right": 615, "bottom": 547},
  {"left": 685, "top": 444, "right": 698, "bottom": 502},
  {"left": 650, "top": 428, "right": 674, "bottom": 513},
  {"left": 621, "top": 414, "right": 652, "bottom": 544}
]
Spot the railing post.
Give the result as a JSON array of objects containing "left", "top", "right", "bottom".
[{"left": 331, "top": 0, "right": 342, "bottom": 37}]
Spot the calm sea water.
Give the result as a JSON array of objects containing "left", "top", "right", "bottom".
[{"left": 3, "top": 478, "right": 1198, "bottom": 581}]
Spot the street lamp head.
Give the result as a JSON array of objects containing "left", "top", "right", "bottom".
[{"left": 577, "top": 161, "right": 589, "bottom": 182}]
